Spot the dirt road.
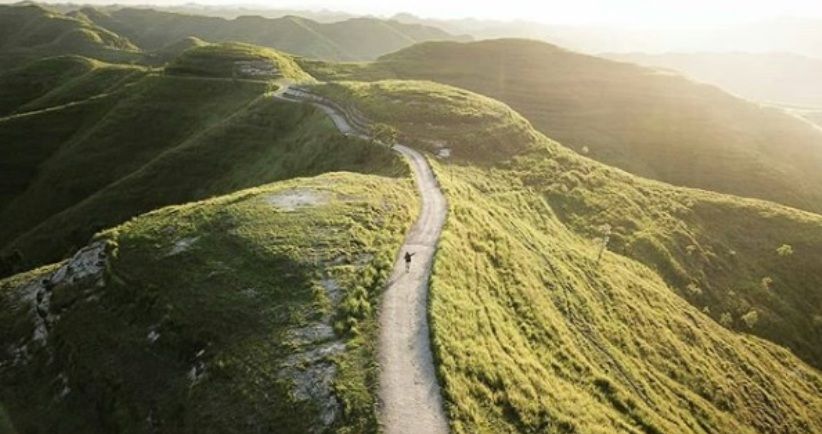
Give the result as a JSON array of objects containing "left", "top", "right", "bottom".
[{"left": 276, "top": 86, "right": 449, "bottom": 433}]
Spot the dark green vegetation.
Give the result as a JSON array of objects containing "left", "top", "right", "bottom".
[
  {"left": 301, "top": 38, "right": 822, "bottom": 214},
  {"left": 0, "top": 173, "right": 417, "bottom": 433},
  {"left": 0, "top": 65, "right": 402, "bottom": 274},
  {"left": 72, "top": 6, "right": 468, "bottom": 61},
  {"left": 0, "top": 55, "right": 145, "bottom": 115},
  {"left": 311, "top": 79, "right": 822, "bottom": 432}
]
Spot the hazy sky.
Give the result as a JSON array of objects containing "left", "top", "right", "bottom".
[{"left": 27, "top": 0, "right": 822, "bottom": 25}]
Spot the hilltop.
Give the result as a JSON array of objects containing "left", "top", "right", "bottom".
[
  {"left": 307, "top": 78, "right": 822, "bottom": 432},
  {"left": 0, "top": 172, "right": 417, "bottom": 433},
  {"left": 300, "top": 38, "right": 822, "bottom": 214}
]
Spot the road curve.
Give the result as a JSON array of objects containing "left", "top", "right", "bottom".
[{"left": 275, "top": 86, "right": 450, "bottom": 433}]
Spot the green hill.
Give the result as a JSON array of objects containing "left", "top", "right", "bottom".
[
  {"left": 166, "top": 42, "right": 313, "bottom": 80},
  {"left": 301, "top": 38, "right": 822, "bottom": 214},
  {"left": 308, "top": 79, "right": 822, "bottom": 431},
  {"left": 0, "top": 4, "right": 140, "bottom": 69},
  {"left": 0, "top": 45, "right": 401, "bottom": 276},
  {"left": 0, "top": 172, "right": 417, "bottom": 433},
  {"left": 1, "top": 32, "right": 821, "bottom": 434},
  {"left": 0, "top": 55, "right": 145, "bottom": 115},
  {"left": 75, "top": 6, "right": 469, "bottom": 61}
]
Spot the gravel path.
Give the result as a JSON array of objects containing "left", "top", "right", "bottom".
[
  {"left": 377, "top": 144, "right": 449, "bottom": 434},
  {"left": 276, "top": 85, "right": 450, "bottom": 433}
]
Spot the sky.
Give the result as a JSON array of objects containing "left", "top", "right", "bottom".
[{"left": 26, "top": 0, "right": 822, "bottom": 26}]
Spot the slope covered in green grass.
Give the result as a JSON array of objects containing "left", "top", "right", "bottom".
[
  {"left": 310, "top": 79, "right": 822, "bottom": 432},
  {"left": 301, "top": 38, "right": 822, "bottom": 214},
  {"left": 0, "top": 55, "right": 145, "bottom": 115},
  {"left": 0, "top": 4, "right": 140, "bottom": 69},
  {"left": 0, "top": 172, "right": 417, "bottom": 433},
  {"left": 0, "top": 63, "right": 403, "bottom": 276},
  {"left": 75, "top": 6, "right": 468, "bottom": 61},
  {"left": 167, "top": 42, "right": 314, "bottom": 81}
]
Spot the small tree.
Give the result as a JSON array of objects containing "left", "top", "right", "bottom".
[
  {"left": 776, "top": 244, "right": 794, "bottom": 257},
  {"left": 595, "top": 224, "right": 612, "bottom": 264},
  {"left": 719, "top": 312, "right": 733, "bottom": 328},
  {"left": 686, "top": 283, "right": 703, "bottom": 296},
  {"left": 761, "top": 276, "right": 774, "bottom": 290},
  {"left": 741, "top": 310, "right": 759, "bottom": 329},
  {"left": 370, "top": 123, "right": 398, "bottom": 146}
]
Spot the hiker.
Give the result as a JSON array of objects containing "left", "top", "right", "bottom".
[{"left": 404, "top": 251, "right": 416, "bottom": 272}]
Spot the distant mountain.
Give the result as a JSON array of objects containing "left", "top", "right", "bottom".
[
  {"left": 392, "top": 13, "right": 822, "bottom": 58},
  {"left": 73, "top": 6, "right": 470, "bottom": 61},
  {"left": 608, "top": 51, "right": 822, "bottom": 108},
  {"left": 0, "top": 4, "right": 139, "bottom": 69},
  {"left": 302, "top": 39, "right": 822, "bottom": 214}
]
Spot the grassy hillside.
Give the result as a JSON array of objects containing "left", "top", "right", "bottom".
[
  {"left": 167, "top": 42, "right": 313, "bottom": 81},
  {"left": 301, "top": 39, "right": 822, "bottom": 214},
  {"left": 310, "top": 79, "right": 822, "bottom": 431},
  {"left": 0, "top": 66, "right": 404, "bottom": 276},
  {"left": 313, "top": 80, "right": 537, "bottom": 160},
  {"left": 0, "top": 172, "right": 418, "bottom": 433},
  {"left": 76, "top": 6, "right": 468, "bottom": 61},
  {"left": 0, "top": 4, "right": 140, "bottom": 69},
  {"left": 0, "top": 55, "right": 146, "bottom": 115}
]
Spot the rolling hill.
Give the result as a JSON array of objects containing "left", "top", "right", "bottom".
[
  {"left": 0, "top": 24, "right": 821, "bottom": 434},
  {"left": 0, "top": 172, "right": 417, "bottom": 433},
  {"left": 309, "top": 78, "right": 822, "bottom": 433},
  {"left": 0, "top": 4, "right": 140, "bottom": 70},
  {"left": 72, "top": 6, "right": 469, "bottom": 61},
  {"left": 0, "top": 43, "right": 401, "bottom": 276},
  {"left": 300, "top": 38, "right": 822, "bottom": 214}
]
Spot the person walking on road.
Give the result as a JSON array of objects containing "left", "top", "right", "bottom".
[{"left": 404, "top": 251, "right": 416, "bottom": 273}]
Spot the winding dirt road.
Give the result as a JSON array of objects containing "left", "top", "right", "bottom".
[{"left": 276, "top": 86, "right": 449, "bottom": 433}]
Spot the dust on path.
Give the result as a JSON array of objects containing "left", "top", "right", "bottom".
[{"left": 275, "top": 84, "right": 450, "bottom": 433}]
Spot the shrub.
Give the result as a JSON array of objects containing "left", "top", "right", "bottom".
[
  {"left": 776, "top": 244, "right": 794, "bottom": 257},
  {"left": 741, "top": 310, "right": 759, "bottom": 329}
]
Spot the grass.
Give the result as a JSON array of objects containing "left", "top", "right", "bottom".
[
  {"left": 0, "top": 172, "right": 418, "bottom": 433},
  {"left": 166, "top": 42, "right": 314, "bottom": 81},
  {"left": 0, "top": 73, "right": 269, "bottom": 268},
  {"left": 313, "top": 78, "right": 822, "bottom": 370},
  {"left": 309, "top": 78, "right": 822, "bottom": 432},
  {"left": 0, "top": 71, "right": 407, "bottom": 275},
  {"left": 0, "top": 54, "right": 146, "bottom": 116},
  {"left": 299, "top": 38, "right": 822, "bottom": 214},
  {"left": 427, "top": 148, "right": 822, "bottom": 434},
  {"left": 311, "top": 80, "right": 537, "bottom": 161}
]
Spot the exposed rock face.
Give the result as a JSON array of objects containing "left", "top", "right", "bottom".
[
  {"left": 19, "top": 240, "right": 109, "bottom": 349},
  {"left": 3, "top": 241, "right": 110, "bottom": 405},
  {"left": 234, "top": 60, "right": 280, "bottom": 78},
  {"left": 277, "top": 276, "right": 347, "bottom": 433},
  {"left": 265, "top": 189, "right": 329, "bottom": 212}
]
